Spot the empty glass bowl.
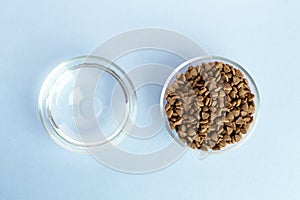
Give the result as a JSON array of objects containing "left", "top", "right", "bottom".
[{"left": 38, "top": 56, "right": 137, "bottom": 153}]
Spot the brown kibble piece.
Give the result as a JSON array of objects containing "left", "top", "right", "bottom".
[
  {"left": 166, "top": 109, "right": 173, "bottom": 118},
  {"left": 226, "top": 127, "right": 233, "bottom": 135},
  {"left": 187, "top": 137, "right": 193, "bottom": 144},
  {"left": 224, "top": 65, "right": 231, "bottom": 73},
  {"left": 248, "top": 93, "right": 255, "bottom": 101},
  {"left": 236, "top": 99, "right": 242, "bottom": 107},
  {"left": 219, "top": 90, "right": 226, "bottom": 97},
  {"left": 241, "top": 103, "right": 248, "bottom": 111},
  {"left": 211, "top": 133, "right": 218, "bottom": 141},
  {"left": 232, "top": 109, "right": 240, "bottom": 117},
  {"left": 215, "top": 62, "right": 223, "bottom": 70},
  {"left": 165, "top": 103, "right": 171, "bottom": 111},
  {"left": 170, "top": 123, "right": 175, "bottom": 130},
  {"left": 202, "top": 112, "right": 210, "bottom": 120},
  {"left": 239, "top": 88, "right": 247, "bottom": 96},
  {"left": 187, "top": 128, "right": 196, "bottom": 136},
  {"left": 232, "top": 76, "right": 241, "bottom": 85},
  {"left": 227, "top": 112, "right": 235, "bottom": 121},
  {"left": 244, "top": 117, "right": 251, "bottom": 123},
  {"left": 223, "top": 134, "right": 231, "bottom": 142},
  {"left": 249, "top": 105, "right": 255, "bottom": 114},
  {"left": 190, "top": 68, "right": 197, "bottom": 77},
  {"left": 236, "top": 117, "right": 244, "bottom": 125},
  {"left": 179, "top": 131, "right": 187, "bottom": 137},
  {"left": 224, "top": 83, "right": 232, "bottom": 91},
  {"left": 235, "top": 69, "right": 243, "bottom": 77},
  {"left": 240, "top": 128, "right": 247, "bottom": 134},
  {"left": 173, "top": 118, "right": 183, "bottom": 126},
  {"left": 241, "top": 111, "right": 248, "bottom": 117},
  {"left": 230, "top": 91, "right": 237, "bottom": 99}
]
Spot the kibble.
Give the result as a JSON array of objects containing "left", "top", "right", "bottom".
[{"left": 165, "top": 61, "right": 255, "bottom": 151}]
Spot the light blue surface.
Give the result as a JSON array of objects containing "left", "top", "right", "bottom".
[{"left": 1, "top": 0, "right": 300, "bottom": 199}]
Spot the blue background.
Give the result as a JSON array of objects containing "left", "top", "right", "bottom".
[{"left": 1, "top": 0, "right": 299, "bottom": 199}]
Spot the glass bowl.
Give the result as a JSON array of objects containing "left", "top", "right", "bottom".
[
  {"left": 160, "top": 56, "right": 260, "bottom": 155},
  {"left": 38, "top": 56, "right": 137, "bottom": 153}
]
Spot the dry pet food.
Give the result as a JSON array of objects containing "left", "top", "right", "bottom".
[{"left": 165, "top": 61, "right": 255, "bottom": 151}]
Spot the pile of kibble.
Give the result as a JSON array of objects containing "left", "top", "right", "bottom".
[{"left": 165, "top": 61, "right": 255, "bottom": 151}]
